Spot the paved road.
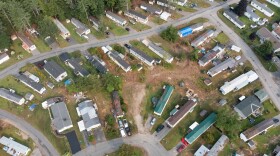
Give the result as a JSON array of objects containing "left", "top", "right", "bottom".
[
  {"left": 0, "top": 110, "right": 59, "bottom": 156},
  {"left": 74, "top": 134, "right": 174, "bottom": 156},
  {"left": 207, "top": 12, "right": 280, "bottom": 110},
  {"left": 0, "top": 0, "right": 239, "bottom": 80}
]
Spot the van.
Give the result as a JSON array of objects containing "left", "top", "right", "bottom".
[{"left": 120, "top": 128, "right": 127, "bottom": 137}]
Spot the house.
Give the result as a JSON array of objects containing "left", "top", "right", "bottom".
[
  {"left": 0, "top": 88, "right": 25, "bottom": 105},
  {"left": 71, "top": 18, "right": 90, "bottom": 36},
  {"left": 112, "top": 91, "right": 124, "bottom": 118},
  {"left": 17, "top": 33, "right": 37, "bottom": 52},
  {"left": 43, "top": 60, "right": 68, "bottom": 82},
  {"left": 194, "top": 145, "right": 209, "bottom": 156},
  {"left": 178, "top": 23, "right": 204, "bottom": 38},
  {"left": 173, "top": 0, "right": 188, "bottom": 6},
  {"left": 223, "top": 10, "right": 245, "bottom": 29},
  {"left": 53, "top": 18, "right": 70, "bottom": 39},
  {"left": 207, "top": 58, "right": 236, "bottom": 77},
  {"left": 231, "top": 45, "right": 241, "bottom": 52},
  {"left": 154, "top": 85, "right": 174, "bottom": 116},
  {"left": 272, "top": 24, "right": 280, "bottom": 40},
  {"left": 108, "top": 51, "right": 131, "bottom": 72},
  {"left": 59, "top": 52, "right": 71, "bottom": 63},
  {"left": 220, "top": 70, "right": 258, "bottom": 95},
  {"left": 66, "top": 58, "right": 90, "bottom": 77},
  {"left": 245, "top": 6, "right": 260, "bottom": 22},
  {"left": 240, "top": 118, "right": 276, "bottom": 142},
  {"left": 256, "top": 27, "right": 280, "bottom": 53},
  {"left": 207, "top": 135, "right": 229, "bottom": 156},
  {"left": 23, "top": 71, "right": 40, "bottom": 83},
  {"left": 106, "top": 11, "right": 127, "bottom": 26},
  {"left": 142, "top": 40, "right": 174, "bottom": 63},
  {"left": 0, "top": 53, "right": 9, "bottom": 65},
  {"left": 140, "top": 3, "right": 163, "bottom": 15},
  {"left": 166, "top": 99, "right": 197, "bottom": 128},
  {"left": 191, "top": 30, "right": 215, "bottom": 47},
  {"left": 160, "top": 11, "right": 171, "bottom": 21},
  {"left": 50, "top": 102, "right": 73, "bottom": 133},
  {"left": 0, "top": 136, "right": 31, "bottom": 156},
  {"left": 16, "top": 75, "right": 46, "bottom": 94},
  {"left": 267, "top": 0, "right": 280, "bottom": 7},
  {"left": 88, "top": 16, "right": 100, "bottom": 30},
  {"left": 251, "top": 0, "right": 274, "bottom": 17},
  {"left": 129, "top": 47, "right": 155, "bottom": 66},
  {"left": 76, "top": 100, "right": 101, "bottom": 132},
  {"left": 124, "top": 10, "right": 149, "bottom": 24},
  {"left": 183, "top": 113, "right": 217, "bottom": 145},
  {"left": 25, "top": 93, "right": 34, "bottom": 101},
  {"left": 273, "top": 145, "right": 280, "bottom": 156},
  {"left": 90, "top": 55, "right": 108, "bottom": 74},
  {"left": 156, "top": 0, "right": 176, "bottom": 10},
  {"left": 198, "top": 44, "right": 226, "bottom": 67},
  {"left": 41, "top": 97, "right": 63, "bottom": 109}
]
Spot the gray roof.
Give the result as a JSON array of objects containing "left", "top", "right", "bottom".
[
  {"left": 207, "top": 58, "right": 236, "bottom": 77},
  {"left": 17, "top": 33, "right": 34, "bottom": 47},
  {"left": 59, "top": 52, "right": 71, "bottom": 62},
  {"left": 108, "top": 51, "right": 131, "bottom": 70},
  {"left": 88, "top": 16, "right": 100, "bottom": 27},
  {"left": 78, "top": 100, "right": 100, "bottom": 130},
  {"left": 0, "top": 88, "right": 24, "bottom": 104},
  {"left": 256, "top": 27, "right": 280, "bottom": 51},
  {"left": 91, "top": 55, "right": 108, "bottom": 74},
  {"left": 44, "top": 60, "right": 66, "bottom": 79},
  {"left": 126, "top": 9, "right": 148, "bottom": 20},
  {"left": 252, "top": 0, "right": 274, "bottom": 15},
  {"left": 207, "top": 135, "right": 229, "bottom": 156},
  {"left": 234, "top": 95, "right": 262, "bottom": 119},
  {"left": 191, "top": 30, "right": 215, "bottom": 47},
  {"left": 246, "top": 6, "right": 260, "bottom": 20},
  {"left": 0, "top": 53, "right": 9, "bottom": 60},
  {"left": 71, "top": 18, "right": 89, "bottom": 35},
  {"left": 50, "top": 102, "right": 73, "bottom": 132},
  {"left": 254, "top": 89, "right": 268, "bottom": 102},
  {"left": 129, "top": 47, "right": 154, "bottom": 64},
  {"left": 106, "top": 11, "right": 126, "bottom": 23},
  {"left": 146, "top": 41, "right": 173, "bottom": 62},
  {"left": 140, "top": 3, "right": 162, "bottom": 14},
  {"left": 224, "top": 10, "right": 245, "bottom": 27},
  {"left": 16, "top": 75, "right": 45, "bottom": 93},
  {"left": 67, "top": 59, "right": 89, "bottom": 77}
]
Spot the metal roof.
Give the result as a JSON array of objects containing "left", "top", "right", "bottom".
[
  {"left": 0, "top": 53, "right": 9, "bottom": 61},
  {"left": 17, "top": 33, "right": 34, "bottom": 47},
  {"left": 126, "top": 9, "right": 148, "bottom": 20},
  {"left": 44, "top": 60, "right": 66, "bottom": 79},
  {"left": 207, "top": 135, "right": 229, "bottom": 156},
  {"left": 154, "top": 85, "right": 174, "bottom": 116},
  {"left": 242, "top": 119, "right": 275, "bottom": 140},
  {"left": 53, "top": 18, "right": 70, "bottom": 35},
  {"left": 246, "top": 6, "right": 260, "bottom": 20},
  {"left": 254, "top": 89, "right": 268, "bottom": 102},
  {"left": 77, "top": 100, "right": 100, "bottom": 130},
  {"left": 140, "top": 3, "right": 162, "bottom": 14},
  {"left": 252, "top": 0, "right": 274, "bottom": 15},
  {"left": 185, "top": 113, "right": 217, "bottom": 144},
  {"left": 106, "top": 11, "right": 126, "bottom": 23},
  {"left": 108, "top": 51, "right": 131, "bottom": 71},
  {"left": 16, "top": 74, "right": 45, "bottom": 94},
  {"left": 0, "top": 88, "right": 25, "bottom": 105},
  {"left": 224, "top": 10, "right": 245, "bottom": 27},
  {"left": 0, "top": 136, "right": 30, "bottom": 155},
  {"left": 191, "top": 30, "right": 214, "bottom": 47},
  {"left": 129, "top": 47, "right": 154, "bottom": 65},
  {"left": 142, "top": 40, "right": 173, "bottom": 63},
  {"left": 50, "top": 102, "right": 73, "bottom": 132},
  {"left": 207, "top": 58, "right": 236, "bottom": 77}
]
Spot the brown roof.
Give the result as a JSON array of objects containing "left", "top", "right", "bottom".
[
  {"left": 112, "top": 91, "right": 123, "bottom": 117},
  {"left": 242, "top": 119, "right": 275, "bottom": 140},
  {"left": 273, "top": 26, "right": 280, "bottom": 36},
  {"left": 166, "top": 100, "right": 197, "bottom": 127},
  {"left": 257, "top": 27, "right": 280, "bottom": 51},
  {"left": 17, "top": 33, "right": 34, "bottom": 47}
]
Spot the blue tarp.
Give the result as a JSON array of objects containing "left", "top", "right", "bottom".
[
  {"left": 29, "top": 104, "right": 37, "bottom": 111},
  {"left": 64, "top": 79, "right": 72, "bottom": 86}
]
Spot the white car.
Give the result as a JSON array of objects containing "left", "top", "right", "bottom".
[
  {"left": 120, "top": 128, "right": 127, "bottom": 137},
  {"left": 150, "top": 117, "right": 156, "bottom": 125},
  {"left": 235, "top": 55, "right": 241, "bottom": 61},
  {"left": 118, "top": 119, "right": 124, "bottom": 128}
]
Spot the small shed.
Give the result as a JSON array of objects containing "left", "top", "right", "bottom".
[
  {"left": 219, "top": 99, "right": 227, "bottom": 106},
  {"left": 25, "top": 93, "right": 34, "bottom": 101},
  {"left": 254, "top": 89, "right": 269, "bottom": 103},
  {"left": 204, "top": 78, "right": 212, "bottom": 86},
  {"left": 29, "top": 104, "right": 37, "bottom": 111},
  {"left": 231, "top": 45, "right": 241, "bottom": 52},
  {"left": 47, "top": 82, "right": 55, "bottom": 89},
  {"left": 247, "top": 140, "right": 256, "bottom": 150},
  {"left": 160, "top": 12, "right": 171, "bottom": 21},
  {"left": 200, "top": 110, "right": 208, "bottom": 117}
]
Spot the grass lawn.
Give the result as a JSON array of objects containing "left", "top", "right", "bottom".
[
  {"left": 170, "top": 11, "right": 183, "bottom": 20},
  {"left": 0, "top": 39, "right": 32, "bottom": 71},
  {"left": 175, "top": 4, "right": 197, "bottom": 13},
  {"left": 29, "top": 36, "right": 51, "bottom": 52},
  {"left": 151, "top": 16, "right": 166, "bottom": 25},
  {"left": 103, "top": 18, "right": 129, "bottom": 36},
  {"left": 129, "top": 40, "right": 161, "bottom": 60},
  {"left": 215, "top": 32, "right": 230, "bottom": 44},
  {"left": 217, "top": 9, "right": 278, "bottom": 72},
  {"left": 107, "top": 144, "right": 146, "bottom": 156},
  {"left": 0, "top": 121, "right": 34, "bottom": 156},
  {"left": 56, "top": 36, "right": 69, "bottom": 48},
  {"left": 91, "top": 28, "right": 106, "bottom": 39},
  {"left": 129, "top": 23, "right": 151, "bottom": 32},
  {"left": 61, "top": 21, "right": 87, "bottom": 43}
]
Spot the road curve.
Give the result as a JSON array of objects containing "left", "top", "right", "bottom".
[
  {"left": 74, "top": 134, "right": 174, "bottom": 156},
  {"left": 0, "top": 109, "right": 59, "bottom": 156}
]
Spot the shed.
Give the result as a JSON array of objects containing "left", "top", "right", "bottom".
[
  {"left": 160, "top": 12, "right": 171, "bottom": 21},
  {"left": 254, "top": 89, "right": 269, "bottom": 103},
  {"left": 25, "top": 93, "right": 34, "bottom": 101},
  {"left": 47, "top": 82, "right": 55, "bottom": 89},
  {"left": 219, "top": 99, "right": 227, "bottom": 106},
  {"left": 200, "top": 110, "right": 208, "bottom": 117}
]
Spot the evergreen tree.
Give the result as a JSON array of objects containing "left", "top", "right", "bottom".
[{"left": 234, "top": 0, "right": 248, "bottom": 16}]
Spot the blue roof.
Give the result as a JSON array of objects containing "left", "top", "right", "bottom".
[
  {"left": 179, "top": 27, "right": 192, "bottom": 34},
  {"left": 29, "top": 104, "right": 37, "bottom": 111},
  {"left": 64, "top": 79, "right": 72, "bottom": 86}
]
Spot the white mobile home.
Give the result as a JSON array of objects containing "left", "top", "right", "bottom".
[
  {"left": 106, "top": 11, "right": 127, "bottom": 26},
  {"left": 53, "top": 18, "right": 70, "bottom": 39},
  {"left": 251, "top": 0, "right": 274, "bottom": 17}
]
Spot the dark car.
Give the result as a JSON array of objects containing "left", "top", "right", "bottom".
[
  {"left": 176, "top": 144, "right": 186, "bottom": 153},
  {"left": 125, "top": 127, "right": 131, "bottom": 136},
  {"left": 66, "top": 38, "right": 70, "bottom": 42},
  {"left": 156, "top": 124, "right": 164, "bottom": 133},
  {"left": 124, "top": 44, "right": 131, "bottom": 49},
  {"left": 273, "top": 118, "right": 279, "bottom": 123},
  {"left": 248, "top": 117, "right": 255, "bottom": 124},
  {"left": 125, "top": 27, "right": 130, "bottom": 31},
  {"left": 105, "top": 31, "right": 110, "bottom": 35}
]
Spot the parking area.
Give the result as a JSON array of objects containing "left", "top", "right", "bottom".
[
  {"left": 93, "top": 127, "right": 107, "bottom": 143},
  {"left": 152, "top": 122, "right": 172, "bottom": 141}
]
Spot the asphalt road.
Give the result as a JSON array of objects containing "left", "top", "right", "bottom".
[{"left": 0, "top": 109, "right": 59, "bottom": 156}]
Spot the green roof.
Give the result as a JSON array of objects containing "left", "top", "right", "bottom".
[
  {"left": 154, "top": 85, "right": 174, "bottom": 116},
  {"left": 185, "top": 112, "right": 217, "bottom": 144}
]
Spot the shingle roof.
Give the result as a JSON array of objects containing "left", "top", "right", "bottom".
[
  {"left": 91, "top": 55, "right": 108, "bottom": 74},
  {"left": 108, "top": 51, "right": 131, "bottom": 70},
  {"left": 106, "top": 11, "right": 126, "bottom": 23},
  {"left": 59, "top": 52, "right": 71, "bottom": 62},
  {"left": 16, "top": 75, "right": 45, "bottom": 93},
  {"left": 129, "top": 47, "right": 154, "bottom": 64},
  {"left": 50, "top": 102, "right": 73, "bottom": 132},
  {"left": 252, "top": 0, "right": 274, "bottom": 15},
  {"left": 224, "top": 10, "right": 245, "bottom": 27},
  {"left": 185, "top": 113, "right": 217, "bottom": 144},
  {"left": 126, "top": 9, "right": 148, "bottom": 20},
  {"left": 78, "top": 100, "right": 100, "bottom": 130},
  {"left": 140, "top": 3, "right": 162, "bottom": 14},
  {"left": 0, "top": 88, "right": 24, "bottom": 105},
  {"left": 234, "top": 95, "right": 262, "bottom": 119},
  {"left": 154, "top": 85, "right": 174, "bottom": 116},
  {"left": 257, "top": 27, "right": 280, "bottom": 51},
  {"left": 17, "top": 33, "right": 34, "bottom": 47},
  {"left": 67, "top": 59, "right": 90, "bottom": 77},
  {"left": 44, "top": 60, "right": 66, "bottom": 79},
  {"left": 207, "top": 58, "right": 236, "bottom": 77}
]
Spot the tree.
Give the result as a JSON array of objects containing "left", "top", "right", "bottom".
[
  {"left": 255, "top": 41, "right": 273, "bottom": 60},
  {"left": 105, "top": 114, "right": 115, "bottom": 126},
  {"left": 216, "top": 107, "right": 242, "bottom": 139},
  {"left": 102, "top": 73, "right": 122, "bottom": 92},
  {"left": 37, "top": 16, "right": 59, "bottom": 39},
  {"left": 22, "top": 0, "right": 42, "bottom": 16},
  {"left": 105, "top": 0, "right": 116, "bottom": 11},
  {"left": 160, "top": 25, "right": 178, "bottom": 43},
  {"left": 113, "top": 44, "right": 126, "bottom": 54},
  {"left": 190, "top": 49, "right": 199, "bottom": 61},
  {"left": 234, "top": 0, "right": 247, "bottom": 16},
  {"left": 249, "top": 32, "right": 257, "bottom": 41}
]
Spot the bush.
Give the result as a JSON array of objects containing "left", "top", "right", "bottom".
[
  {"left": 105, "top": 114, "right": 115, "bottom": 126},
  {"left": 160, "top": 25, "right": 178, "bottom": 43},
  {"left": 113, "top": 44, "right": 126, "bottom": 54}
]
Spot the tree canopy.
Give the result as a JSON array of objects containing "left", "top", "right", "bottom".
[
  {"left": 255, "top": 41, "right": 274, "bottom": 60},
  {"left": 37, "top": 16, "right": 59, "bottom": 39},
  {"left": 234, "top": 0, "right": 248, "bottom": 16},
  {"left": 160, "top": 25, "right": 178, "bottom": 43}
]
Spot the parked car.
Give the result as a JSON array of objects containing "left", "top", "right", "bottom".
[
  {"left": 120, "top": 128, "right": 127, "bottom": 137},
  {"left": 156, "top": 124, "right": 164, "bottom": 133},
  {"left": 118, "top": 119, "right": 124, "bottom": 128},
  {"left": 176, "top": 144, "right": 186, "bottom": 153},
  {"left": 124, "top": 44, "right": 131, "bottom": 49},
  {"left": 123, "top": 119, "right": 129, "bottom": 128},
  {"left": 150, "top": 117, "right": 156, "bottom": 125},
  {"left": 125, "top": 127, "right": 131, "bottom": 136},
  {"left": 125, "top": 27, "right": 130, "bottom": 31},
  {"left": 248, "top": 117, "right": 255, "bottom": 124},
  {"left": 105, "top": 31, "right": 110, "bottom": 35},
  {"left": 273, "top": 118, "right": 279, "bottom": 123}
]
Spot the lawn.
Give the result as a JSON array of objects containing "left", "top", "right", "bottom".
[
  {"left": 61, "top": 21, "right": 87, "bottom": 43},
  {"left": 0, "top": 121, "right": 34, "bottom": 156},
  {"left": 215, "top": 32, "right": 230, "bottom": 44},
  {"left": 175, "top": 4, "right": 197, "bottom": 13},
  {"left": 107, "top": 144, "right": 147, "bottom": 156},
  {"left": 129, "top": 40, "right": 161, "bottom": 60},
  {"left": 103, "top": 18, "right": 129, "bottom": 36},
  {"left": 129, "top": 23, "right": 151, "bottom": 32},
  {"left": 29, "top": 36, "right": 51, "bottom": 52},
  {"left": 217, "top": 9, "right": 278, "bottom": 72},
  {"left": 56, "top": 36, "right": 69, "bottom": 48},
  {"left": 91, "top": 28, "right": 106, "bottom": 39},
  {"left": 176, "top": 17, "right": 209, "bottom": 30},
  {"left": 0, "top": 39, "right": 32, "bottom": 71},
  {"left": 151, "top": 16, "right": 166, "bottom": 25}
]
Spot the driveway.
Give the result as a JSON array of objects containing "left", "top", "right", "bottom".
[
  {"left": 93, "top": 127, "right": 107, "bottom": 143},
  {"left": 152, "top": 122, "right": 172, "bottom": 141}
]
